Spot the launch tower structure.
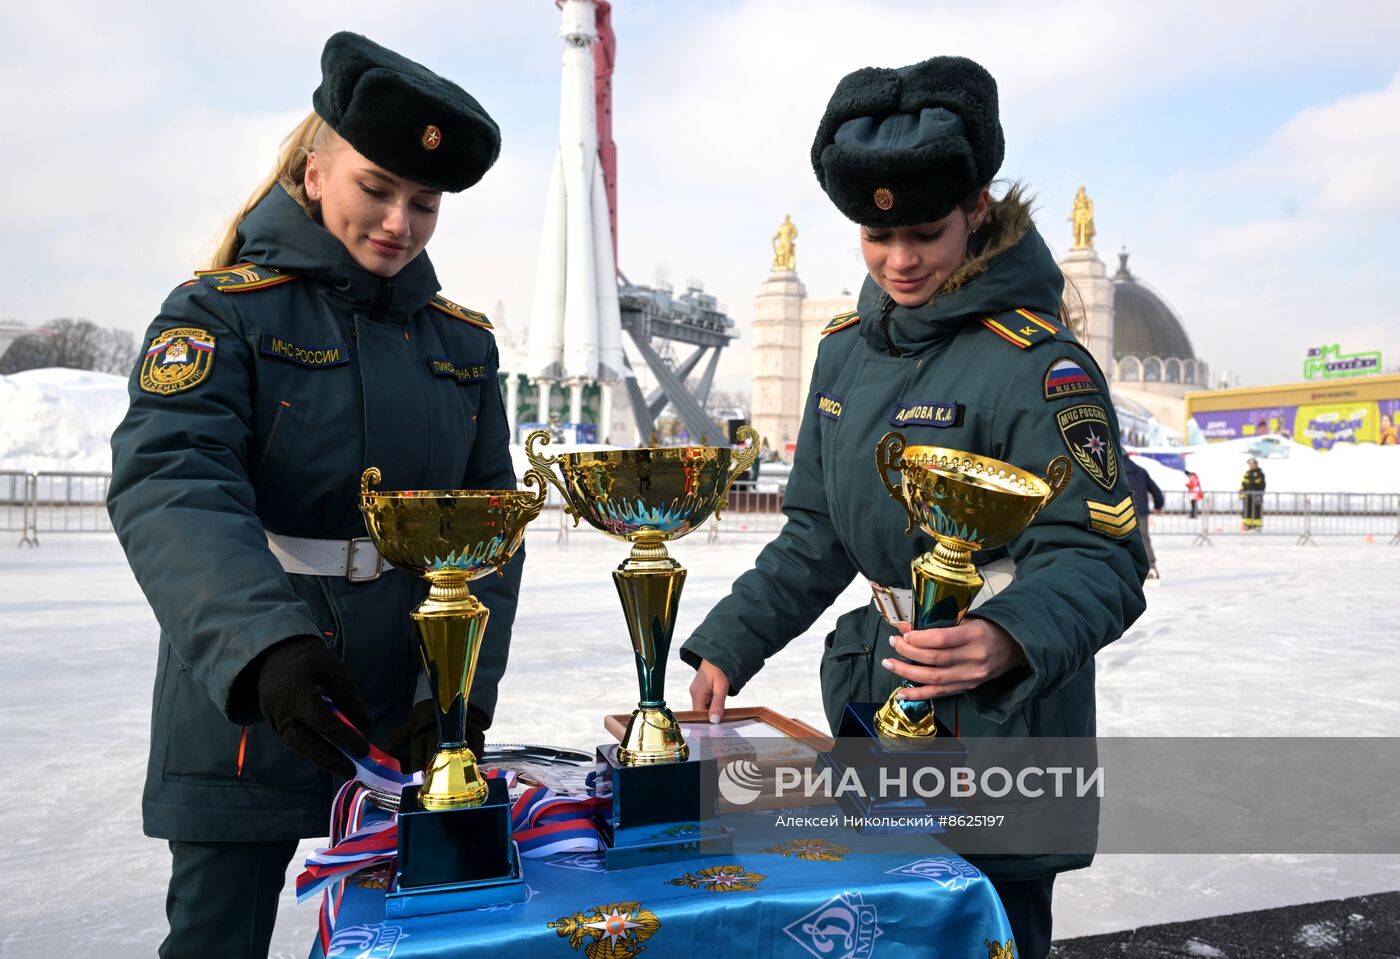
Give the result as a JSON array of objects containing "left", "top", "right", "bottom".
[{"left": 527, "top": 0, "right": 736, "bottom": 445}]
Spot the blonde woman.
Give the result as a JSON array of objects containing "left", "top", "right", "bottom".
[{"left": 107, "top": 33, "right": 519, "bottom": 957}]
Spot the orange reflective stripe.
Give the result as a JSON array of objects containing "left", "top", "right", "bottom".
[{"left": 236, "top": 726, "right": 248, "bottom": 778}]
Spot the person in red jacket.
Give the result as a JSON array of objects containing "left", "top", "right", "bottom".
[{"left": 1185, "top": 470, "right": 1204, "bottom": 518}]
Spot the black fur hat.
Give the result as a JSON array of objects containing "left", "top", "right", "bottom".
[
  {"left": 313, "top": 32, "right": 500, "bottom": 193},
  {"left": 811, "top": 56, "right": 1004, "bottom": 226}
]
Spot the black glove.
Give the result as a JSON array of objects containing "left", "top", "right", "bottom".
[
  {"left": 383, "top": 701, "right": 487, "bottom": 775},
  {"left": 253, "top": 636, "right": 372, "bottom": 778}
]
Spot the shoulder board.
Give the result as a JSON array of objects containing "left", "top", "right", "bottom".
[
  {"left": 979, "top": 307, "right": 1059, "bottom": 349},
  {"left": 821, "top": 310, "right": 860, "bottom": 336},
  {"left": 193, "top": 262, "right": 297, "bottom": 293},
  {"left": 429, "top": 294, "right": 493, "bottom": 330}
]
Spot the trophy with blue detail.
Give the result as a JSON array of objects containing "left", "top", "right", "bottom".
[
  {"left": 526, "top": 427, "right": 759, "bottom": 868},
  {"left": 359, "top": 467, "right": 546, "bottom": 915}
]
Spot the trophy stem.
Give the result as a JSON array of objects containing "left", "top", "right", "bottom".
[
  {"left": 613, "top": 533, "right": 689, "bottom": 765},
  {"left": 412, "top": 574, "right": 490, "bottom": 809},
  {"left": 874, "top": 541, "right": 984, "bottom": 742}
]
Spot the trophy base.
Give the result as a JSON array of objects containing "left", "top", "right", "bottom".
[
  {"left": 386, "top": 778, "right": 526, "bottom": 918},
  {"left": 594, "top": 743, "right": 732, "bottom": 870},
  {"left": 820, "top": 702, "right": 965, "bottom": 832}
]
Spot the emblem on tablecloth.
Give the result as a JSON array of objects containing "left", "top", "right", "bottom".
[
  {"left": 667, "top": 865, "right": 767, "bottom": 893},
  {"left": 548, "top": 901, "right": 661, "bottom": 959},
  {"left": 986, "top": 938, "right": 1017, "bottom": 959},
  {"left": 545, "top": 852, "right": 607, "bottom": 872},
  {"left": 325, "top": 923, "right": 405, "bottom": 958},
  {"left": 886, "top": 857, "right": 983, "bottom": 891},
  {"left": 348, "top": 865, "right": 391, "bottom": 889},
  {"left": 783, "top": 891, "right": 882, "bottom": 959},
  {"left": 763, "top": 837, "right": 849, "bottom": 860}
]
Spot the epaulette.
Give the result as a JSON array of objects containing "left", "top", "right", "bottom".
[
  {"left": 821, "top": 309, "right": 860, "bottom": 336},
  {"left": 193, "top": 262, "right": 297, "bottom": 293},
  {"left": 429, "top": 293, "right": 493, "bottom": 330},
  {"left": 979, "top": 307, "right": 1059, "bottom": 349}
]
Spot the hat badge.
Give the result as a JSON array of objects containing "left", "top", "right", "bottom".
[
  {"left": 873, "top": 188, "right": 895, "bottom": 212},
  {"left": 422, "top": 125, "right": 442, "bottom": 151}
]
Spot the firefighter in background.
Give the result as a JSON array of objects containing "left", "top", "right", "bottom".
[{"left": 1240, "top": 458, "right": 1266, "bottom": 531}]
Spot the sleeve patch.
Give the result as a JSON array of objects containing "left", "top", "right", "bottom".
[
  {"left": 821, "top": 310, "right": 860, "bottom": 335},
  {"left": 981, "top": 307, "right": 1058, "bottom": 349},
  {"left": 429, "top": 294, "right": 493, "bottom": 329},
  {"left": 140, "top": 327, "right": 216, "bottom": 395},
  {"left": 1085, "top": 495, "right": 1137, "bottom": 539},
  {"left": 194, "top": 263, "right": 297, "bottom": 293},
  {"left": 1044, "top": 357, "right": 1099, "bottom": 400},
  {"left": 1055, "top": 404, "right": 1119, "bottom": 491}
]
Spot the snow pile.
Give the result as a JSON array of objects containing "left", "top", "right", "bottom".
[
  {"left": 1132, "top": 434, "right": 1400, "bottom": 495},
  {"left": 0, "top": 368, "right": 129, "bottom": 473}
]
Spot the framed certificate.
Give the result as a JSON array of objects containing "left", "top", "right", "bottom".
[{"left": 603, "top": 707, "right": 832, "bottom": 811}]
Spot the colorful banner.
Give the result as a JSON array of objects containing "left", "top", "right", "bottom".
[
  {"left": 1191, "top": 399, "right": 1400, "bottom": 450},
  {"left": 1191, "top": 407, "right": 1296, "bottom": 443}
]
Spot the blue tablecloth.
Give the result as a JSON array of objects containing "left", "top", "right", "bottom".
[{"left": 310, "top": 807, "right": 1014, "bottom": 959}]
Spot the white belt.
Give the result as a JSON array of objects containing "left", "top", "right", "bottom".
[
  {"left": 266, "top": 532, "right": 392, "bottom": 582},
  {"left": 869, "top": 557, "right": 1018, "bottom": 627}
]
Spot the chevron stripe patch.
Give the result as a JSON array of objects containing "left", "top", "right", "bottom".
[{"left": 1085, "top": 495, "right": 1137, "bottom": 539}]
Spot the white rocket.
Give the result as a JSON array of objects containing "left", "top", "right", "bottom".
[{"left": 527, "top": 0, "right": 625, "bottom": 436}]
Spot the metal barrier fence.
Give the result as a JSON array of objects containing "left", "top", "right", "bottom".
[
  {"left": 8, "top": 474, "right": 1396, "bottom": 547},
  {"left": 4, "top": 471, "right": 114, "bottom": 545},
  {"left": 696, "top": 488, "right": 1400, "bottom": 546},
  {"left": 1139, "top": 491, "right": 1400, "bottom": 544}
]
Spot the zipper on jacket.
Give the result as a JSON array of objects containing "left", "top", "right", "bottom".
[
  {"left": 877, "top": 294, "right": 900, "bottom": 357},
  {"left": 253, "top": 400, "right": 292, "bottom": 479},
  {"left": 371, "top": 278, "right": 393, "bottom": 323}
]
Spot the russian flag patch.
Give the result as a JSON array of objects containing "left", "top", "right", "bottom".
[{"left": 1044, "top": 358, "right": 1098, "bottom": 400}]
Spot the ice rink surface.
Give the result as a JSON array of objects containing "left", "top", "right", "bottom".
[{"left": 1, "top": 527, "right": 1398, "bottom": 957}]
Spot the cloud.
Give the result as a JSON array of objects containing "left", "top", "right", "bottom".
[{"left": 3, "top": 0, "right": 1398, "bottom": 397}]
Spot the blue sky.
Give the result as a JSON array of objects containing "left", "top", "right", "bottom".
[{"left": 2, "top": 0, "right": 1397, "bottom": 395}]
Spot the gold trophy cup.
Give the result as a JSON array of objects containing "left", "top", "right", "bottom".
[
  {"left": 359, "top": 467, "right": 546, "bottom": 809},
  {"left": 873, "top": 433, "right": 1071, "bottom": 741},
  {"left": 524, "top": 427, "right": 760, "bottom": 766}
]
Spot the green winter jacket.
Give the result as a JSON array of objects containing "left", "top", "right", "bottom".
[
  {"left": 108, "top": 185, "right": 522, "bottom": 841},
  {"left": 680, "top": 193, "right": 1148, "bottom": 879}
]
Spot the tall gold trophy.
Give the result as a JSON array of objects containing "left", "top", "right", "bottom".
[
  {"left": 525, "top": 427, "right": 759, "bottom": 867},
  {"left": 358, "top": 467, "right": 546, "bottom": 915},
  {"left": 871, "top": 434, "right": 1071, "bottom": 740}
]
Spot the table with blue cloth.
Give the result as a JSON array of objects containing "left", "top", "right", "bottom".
[{"left": 310, "top": 802, "right": 1014, "bottom": 959}]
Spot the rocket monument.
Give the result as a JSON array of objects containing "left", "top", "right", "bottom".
[{"left": 527, "top": 0, "right": 625, "bottom": 440}]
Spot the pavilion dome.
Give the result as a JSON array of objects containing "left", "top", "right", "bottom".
[{"left": 1112, "top": 250, "right": 1194, "bottom": 360}]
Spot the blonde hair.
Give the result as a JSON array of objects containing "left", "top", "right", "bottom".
[{"left": 205, "top": 112, "right": 339, "bottom": 270}]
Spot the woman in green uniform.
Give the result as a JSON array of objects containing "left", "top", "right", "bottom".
[
  {"left": 682, "top": 57, "right": 1148, "bottom": 957},
  {"left": 107, "top": 33, "right": 520, "bottom": 958}
]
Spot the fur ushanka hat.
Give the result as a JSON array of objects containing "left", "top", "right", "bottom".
[
  {"left": 313, "top": 32, "right": 500, "bottom": 193},
  {"left": 811, "top": 56, "right": 1004, "bottom": 227}
]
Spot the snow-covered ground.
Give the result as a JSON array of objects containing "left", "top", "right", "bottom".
[{"left": 1, "top": 529, "right": 1397, "bottom": 957}]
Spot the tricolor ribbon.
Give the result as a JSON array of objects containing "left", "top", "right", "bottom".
[{"left": 298, "top": 701, "right": 605, "bottom": 945}]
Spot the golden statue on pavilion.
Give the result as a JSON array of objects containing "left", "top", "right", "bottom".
[
  {"left": 772, "top": 214, "right": 798, "bottom": 271},
  {"left": 1069, "top": 187, "right": 1095, "bottom": 250}
]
